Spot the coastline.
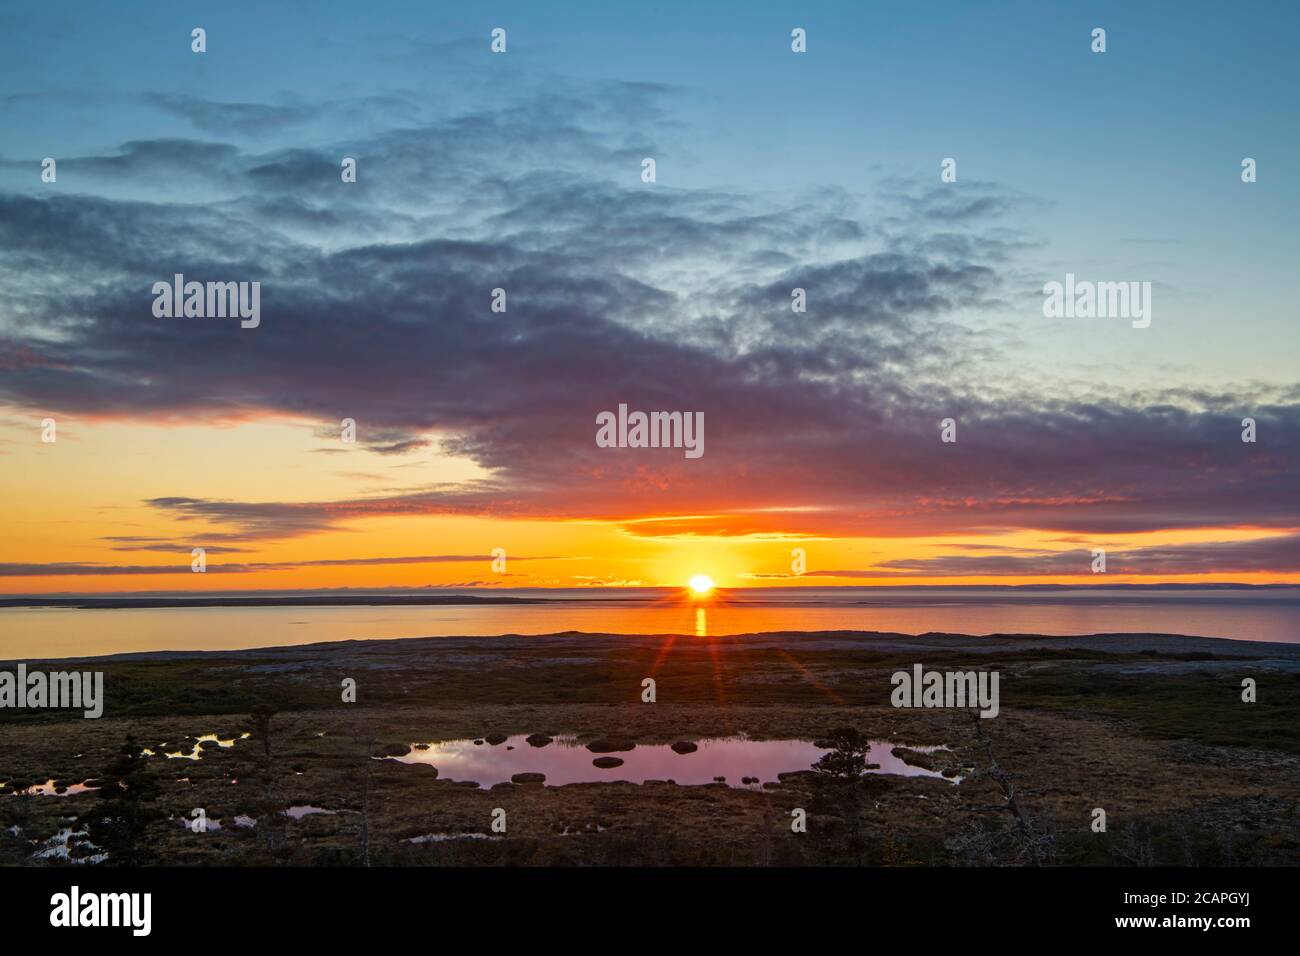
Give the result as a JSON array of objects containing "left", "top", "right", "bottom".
[{"left": 7, "top": 626, "right": 1300, "bottom": 666}]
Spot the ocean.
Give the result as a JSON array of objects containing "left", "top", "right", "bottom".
[{"left": 1, "top": 586, "right": 1297, "bottom": 660}]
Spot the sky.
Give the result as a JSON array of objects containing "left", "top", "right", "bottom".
[{"left": 1, "top": 0, "right": 1297, "bottom": 592}]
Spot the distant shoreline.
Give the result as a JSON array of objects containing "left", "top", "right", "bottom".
[
  {"left": 0, "top": 581, "right": 1294, "bottom": 611},
  {"left": 0, "top": 594, "right": 560, "bottom": 610},
  {"left": 6, "top": 628, "right": 1300, "bottom": 667}
]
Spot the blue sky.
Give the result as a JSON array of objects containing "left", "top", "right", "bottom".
[{"left": 3, "top": 0, "right": 1297, "bottom": 386}]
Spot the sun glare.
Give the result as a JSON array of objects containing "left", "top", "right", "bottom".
[{"left": 688, "top": 574, "right": 715, "bottom": 595}]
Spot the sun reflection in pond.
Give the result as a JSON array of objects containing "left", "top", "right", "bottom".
[{"left": 695, "top": 608, "right": 707, "bottom": 637}]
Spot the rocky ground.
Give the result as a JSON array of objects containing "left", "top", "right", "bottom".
[{"left": 2, "top": 630, "right": 1298, "bottom": 866}]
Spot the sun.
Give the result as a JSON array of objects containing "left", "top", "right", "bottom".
[{"left": 688, "top": 574, "right": 715, "bottom": 595}]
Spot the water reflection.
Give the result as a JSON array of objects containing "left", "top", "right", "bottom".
[
  {"left": 695, "top": 608, "right": 707, "bottom": 637},
  {"left": 12, "top": 779, "right": 99, "bottom": 797},
  {"left": 285, "top": 805, "right": 336, "bottom": 819},
  {"left": 7, "top": 586, "right": 1296, "bottom": 658},
  {"left": 389, "top": 734, "right": 957, "bottom": 788},
  {"left": 164, "top": 732, "right": 249, "bottom": 760}
]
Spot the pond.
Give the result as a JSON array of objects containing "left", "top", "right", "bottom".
[{"left": 388, "top": 735, "right": 959, "bottom": 787}]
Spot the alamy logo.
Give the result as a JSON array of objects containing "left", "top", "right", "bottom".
[
  {"left": 1042, "top": 273, "right": 1151, "bottom": 329},
  {"left": 152, "top": 274, "right": 261, "bottom": 329},
  {"left": 50, "top": 886, "right": 151, "bottom": 936},
  {"left": 0, "top": 665, "right": 103, "bottom": 718},
  {"left": 891, "top": 664, "right": 1000, "bottom": 718},
  {"left": 595, "top": 404, "right": 704, "bottom": 459}
]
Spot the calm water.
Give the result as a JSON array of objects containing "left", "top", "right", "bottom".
[
  {"left": 2, "top": 587, "right": 1297, "bottom": 659},
  {"left": 389, "top": 735, "right": 956, "bottom": 787}
]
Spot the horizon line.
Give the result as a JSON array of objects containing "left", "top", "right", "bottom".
[{"left": 2, "top": 580, "right": 1295, "bottom": 602}]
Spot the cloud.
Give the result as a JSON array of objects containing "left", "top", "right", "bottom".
[
  {"left": 1, "top": 82, "right": 1297, "bottom": 563},
  {"left": 101, "top": 536, "right": 251, "bottom": 554},
  {"left": 143, "top": 94, "right": 317, "bottom": 136},
  {"left": 866, "top": 535, "right": 1300, "bottom": 577},
  {"left": 364, "top": 438, "right": 432, "bottom": 456},
  {"left": 0, "top": 553, "right": 560, "bottom": 577}
]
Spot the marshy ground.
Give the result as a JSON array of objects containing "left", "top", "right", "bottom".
[{"left": 3, "top": 630, "right": 1299, "bottom": 866}]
